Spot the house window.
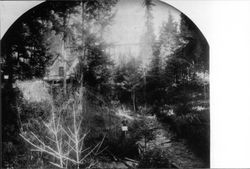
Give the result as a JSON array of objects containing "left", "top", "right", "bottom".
[{"left": 59, "top": 66, "right": 64, "bottom": 77}]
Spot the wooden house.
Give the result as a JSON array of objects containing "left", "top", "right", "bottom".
[{"left": 43, "top": 55, "right": 79, "bottom": 83}]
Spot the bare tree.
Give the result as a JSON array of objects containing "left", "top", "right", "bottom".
[
  {"left": 61, "top": 98, "right": 106, "bottom": 169},
  {"left": 20, "top": 106, "right": 70, "bottom": 168},
  {"left": 20, "top": 95, "right": 106, "bottom": 169}
]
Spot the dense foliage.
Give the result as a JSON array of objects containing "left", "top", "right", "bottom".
[
  {"left": 138, "top": 148, "right": 172, "bottom": 168},
  {"left": 1, "top": 1, "right": 209, "bottom": 168}
]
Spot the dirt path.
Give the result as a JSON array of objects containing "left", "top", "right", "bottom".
[
  {"left": 101, "top": 108, "right": 206, "bottom": 168},
  {"left": 150, "top": 124, "right": 206, "bottom": 168}
]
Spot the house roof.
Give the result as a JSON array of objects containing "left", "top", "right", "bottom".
[{"left": 43, "top": 55, "right": 79, "bottom": 82}]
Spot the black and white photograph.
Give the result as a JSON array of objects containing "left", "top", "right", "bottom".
[{"left": 1, "top": 0, "right": 210, "bottom": 168}]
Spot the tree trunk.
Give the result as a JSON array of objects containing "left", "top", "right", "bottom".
[
  {"left": 62, "top": 13, "right": 67, "bottom": 96},
  {"left": 62, "top": 40, "right": 67, "bottom": 96},
  {"left": 132, "top": 91, "right": 136, "bottom": 113},
  {"left": 81, "top": 1, "right": 85, "bottom": 116},
  {"left": 81, "top": 1, "right": 88, "bottom": 127},
  {"left": 144, "top": 70, "right": 147, "bottom": 108}
]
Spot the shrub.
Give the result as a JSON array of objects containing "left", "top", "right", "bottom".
[
  {"left": 129, "top": 117, "right": 156, "bottom": 150},
  {"left": 137, "top": 148, "right": 171, "bottom": 168},
  {"left": 158, "top": 109, "right": 209, "bottom": 164}
]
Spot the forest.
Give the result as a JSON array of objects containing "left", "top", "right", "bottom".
[{"left": 1, "top": 0, "right": 209, "bottom": 168}]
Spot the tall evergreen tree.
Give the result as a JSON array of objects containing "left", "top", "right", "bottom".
[
  {"left": 179, "top": 13, "right": 209, "bottom": 72},
  {"left": 158, "top": 12, "right": 180, "bottom": 66},
  {"left": 113, "top": 57, "right": 143, "bottom": 112},
  {"left": 139, "top": 0, "right": 156, "bottom": 68}
]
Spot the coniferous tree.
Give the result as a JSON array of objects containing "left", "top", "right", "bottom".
[
  {"left": 139, "top": 0, "right": 156, "bottom": 68},
  {"left": 113, "top": 57, "right": 143, "bottom": 112}
]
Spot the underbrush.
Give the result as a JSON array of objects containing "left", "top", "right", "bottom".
[
  {"left": 85, "top": 107, "right": 158, "bottom": 161},
  {"left": 158, "top": 108, "right": 210, "bottom": 166},
  {"left": 137, "top": 148, "right": 173, "bottom": 168}
]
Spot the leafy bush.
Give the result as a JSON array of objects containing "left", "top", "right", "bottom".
[
  {"left": 103, "top": 130, "right": 139, "bottom": 159},
  {"left": 138, "top": 148, "right": 171, "bottom": 168},
  {"left": 88, "top": 114, "right": 157, "bottom": 160},
  {"left": 129, "top": 117, "right": 157, "bottom": 149}
]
